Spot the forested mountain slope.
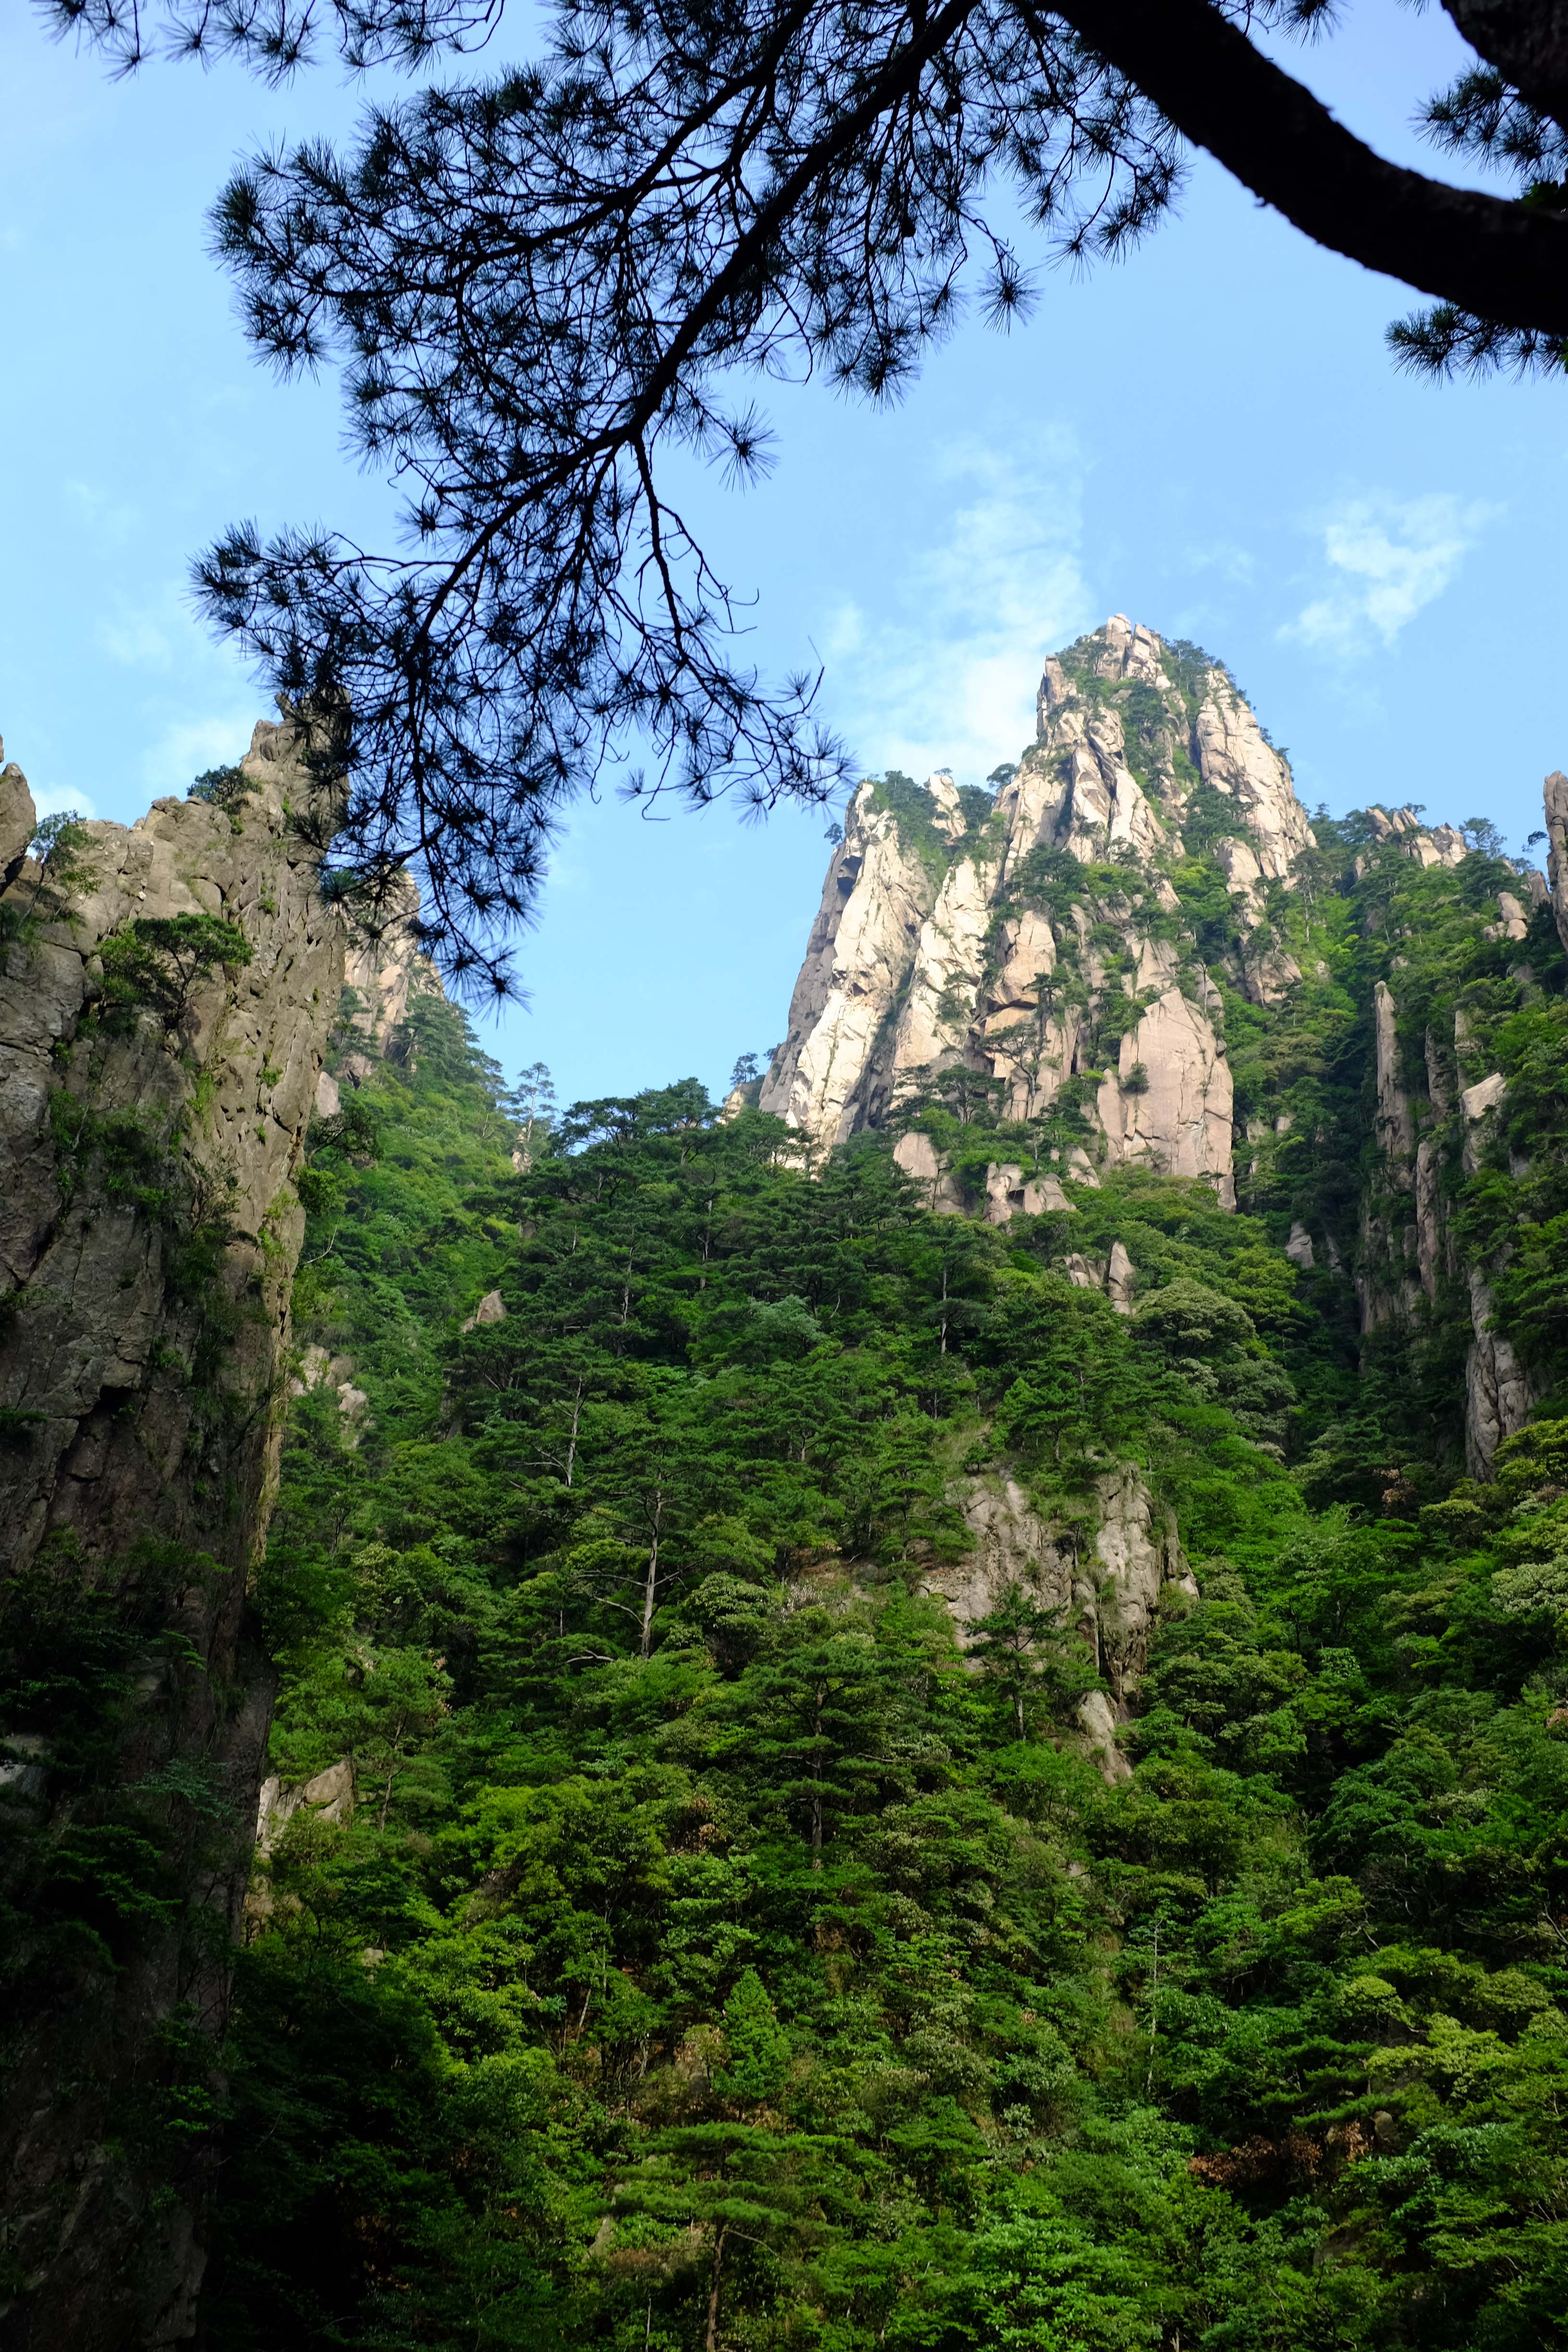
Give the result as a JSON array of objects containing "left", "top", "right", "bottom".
[
  {"left": 12, "top": 618, "right": 1568, "bottom": 2352},
  {"left": 208, "top": 645, "right": 1568, "bottom": 2349}
]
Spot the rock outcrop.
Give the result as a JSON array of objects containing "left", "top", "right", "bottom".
[
  {"left": 1465, "top": 1272, "right": 1536, "bottom": 1479},
  {"left": 0, "top": 716, "right": 345, "bottom": 2351},
  {"left": 343, "top": 870, "right": 429, "bottom": 1046},
  {"left": 1090, "top": 1459, "right": 1198, "bottom": 1701},
  {"left": 255, "top": 1756, "right": 354, "bottom": 1857},
  {"left": 925, "top": 1463, "right": 1195, "bottom": 1783},
  {"left": 761, "top": 792, "right": 943, "bottom": 1152},
  {"left": 762, "top": 617, "right": 1306, "bottom": 1205},
  {"left": 1541, "top": 771, "right": 1568, "bottom": 957},
  {"left": 1363, "top": 803, "right": 1467, "bottom": 871},
  {"left": 1357, "top": 970, "right": 1537, "bottom": 1473}
]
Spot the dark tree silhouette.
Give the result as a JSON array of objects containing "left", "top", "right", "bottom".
[
  {"left": 40, "top": 0, "right": 501, "bottom": 75},
  {"left": 40, "top": 0, "right": 1568, "bottom": 986}
]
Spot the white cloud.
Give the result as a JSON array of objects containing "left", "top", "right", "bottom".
[
  {"left": 89, "top": 578, "right": 261, "bottom": 798},
  {"left": 28, "top": 783, "right": 97, "bottom": 822},
  {"left": 139, "top": 712, "right": 259, "bottom": 798},
  {"left": 819, "top": 429, "right": 1094, "bottom": 786},
  {"left": 1283, "top": 493, "right": 1496, "bottom": 659}
]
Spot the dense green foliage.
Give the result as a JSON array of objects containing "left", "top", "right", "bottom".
[
  {"left": 198, "top": 965, "right": 1568, "bottom": 2350},
  {"left": 98, "top": 913, "right": 255, "bottom": 1036}
]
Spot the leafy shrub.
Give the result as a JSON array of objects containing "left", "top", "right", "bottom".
[
  {"left": 188, "top": 764, "right": 253, "bottom": 811},
  {"left": 1010, "top": 841, "right": 1085, "bottom": 916},
  {"left": 98, "top": 914, "right": 252, "bottom": 1036}
]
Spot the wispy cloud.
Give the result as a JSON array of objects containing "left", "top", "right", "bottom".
[
  {"left": 98, "top": 579, "right": 219, "bottom": 679},
  {"left": 1283, "top": 493, "right": 1495, "bottom": 659},
  {"left": 92, "top": 581, "right": 260, "bottom": 799},
  {"left": 28, "top": 783, "right": 97, "bottom": 823},
  {"left": 65, "top": 478, "right": 143, "bottom": 555},
  {"left": 819, "top": 429, "right": 1093, "bottom": 787},
  {"left": 102, "top": 611, "right": 178, "bottom": 673},
  {"left": 1182, "top": 539, "right": 1256, "bottom": 588},
  {"left": 139, "top": 711, "right": 259, "bottom": 799}
]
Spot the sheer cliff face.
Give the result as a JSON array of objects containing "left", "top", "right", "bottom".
[
  {"left": 761, "top": 613, "right": 1312, "bottom": 1200},
  {"left": 760, "top": 791, "right": 943, "bottom": 1152},
  {"left": 0, "top": 717, "right": 342, "bottom": 1580},
  {"left": 0, "top": 717, "right": 344, "bottom": 2352}
]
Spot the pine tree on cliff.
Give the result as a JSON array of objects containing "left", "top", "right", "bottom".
[{"left": 49, "top": 0, "right": 1568, "bottom": 986}]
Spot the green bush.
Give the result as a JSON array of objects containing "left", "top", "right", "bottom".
[
  {"left": 188, "top": 763, "right": 254, "bottom": 811},
  {"left": 98, "top": 914, "right": 252, "bottom": 1036}
]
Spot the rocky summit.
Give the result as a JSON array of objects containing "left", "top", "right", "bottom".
[{"left": 763, "top": 615, "right": 1321, "bottom": 1183}]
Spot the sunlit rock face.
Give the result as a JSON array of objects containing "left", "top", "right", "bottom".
[
  {"left": 760, "top": 788, "right": 942, "bottom": 1152},
  {"left": 925, "top": 1464, "right": 1197, "bottom": 1785},
  {"left": 761, "top": 614, "right": 1319, "bottom": 1203},
  {"left": 1545, "top": 769, "right": 1568, "bottom": 956}
]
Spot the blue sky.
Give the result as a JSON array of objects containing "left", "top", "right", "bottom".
[{"left": 1, "top": 1, "right": 1564, "bottom": 1105}]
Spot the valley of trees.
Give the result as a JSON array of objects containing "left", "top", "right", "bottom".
[{"left": 161, "top": 794, "right": 1568, "bottom": 2347}]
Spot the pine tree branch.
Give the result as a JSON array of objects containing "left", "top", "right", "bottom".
[
  {"left": 1441, "top": 0, "right": 1568, "bottom": 127},
  {"left": 1053, "top": 0, "right": 1568, "bottom": 334},
  {"left": 404, "top": 0, "right": 983, "bottom": 665}
]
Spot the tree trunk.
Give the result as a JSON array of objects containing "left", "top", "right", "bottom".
[
  {"left": 1054, "top": 0, "right": 1568, "bottom": 336},
  {"left": 639, "top": 1491, "right": 664, "bottom": 1659},
  {"left": 564, "top": 1376, "right": 582, "bottom": 1488},
  {"left": 705, "top": 2222, "right": 727, "bottom": 2352}
]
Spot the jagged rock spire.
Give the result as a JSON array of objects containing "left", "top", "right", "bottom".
[{"left": 760, "top": 615, "right": 1321, "bottom": 1199}]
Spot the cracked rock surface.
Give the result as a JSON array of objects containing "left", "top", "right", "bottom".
[{"left": 0, "top": 714, "right": 347, "bottom": 2352}]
